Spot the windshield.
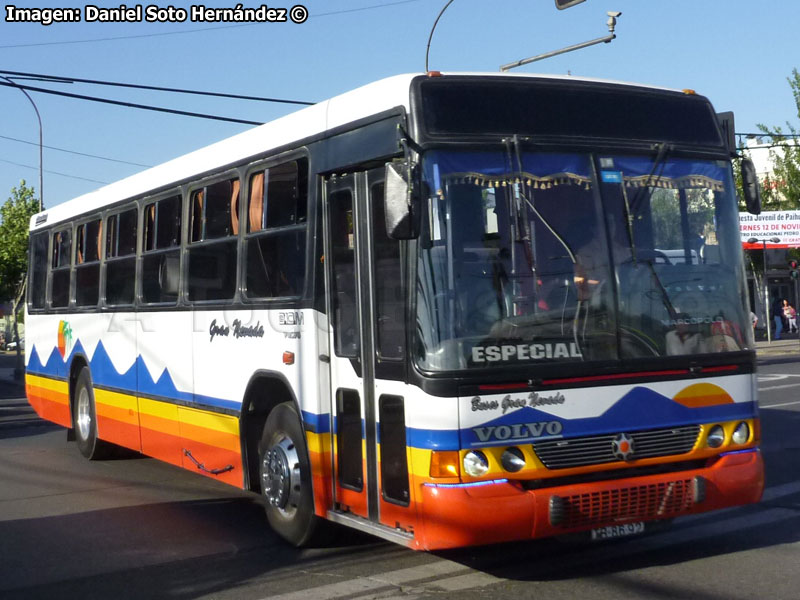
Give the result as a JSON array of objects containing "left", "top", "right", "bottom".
[{"left": 415, "top": 150, "right": 752, "bottom": 371}]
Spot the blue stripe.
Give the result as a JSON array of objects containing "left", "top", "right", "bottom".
[
  {"left": 423, "top": 479, "right": 509, "bottom": 489},
  {"left": 28, "top": 340, "right": 241, "bottom": 413}
]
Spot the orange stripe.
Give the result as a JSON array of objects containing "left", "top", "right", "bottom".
[
  {"left": 27, "top": 389, "right": 71, "bottom": 428},
  {"left": 27, "top": 383, "right": 69, "bottom": 406},
  {"left": 96, "top": 414, "right": 141, "bottom": 452},
  {"left": 95, "top": 401, "right": 139, "bottom": 427},
  {"left": 140, "top": 426, "right": 184, "bottom": 467},
  {"left": 182, "top": 437, "right": 242, "bottom": 487},
  {"left": 139, "top": 411, "right": 181, "bottom": 439},
  {"left": 179, "top": 420, "right": 240, "bottom": 453}
]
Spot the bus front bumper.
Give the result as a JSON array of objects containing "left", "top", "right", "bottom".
[{"left": 416, "top": 448, "right": 764, "bottom": 550}]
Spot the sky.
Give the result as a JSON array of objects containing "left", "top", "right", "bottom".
[{"left": 1, "top": 0, "right": 799, "bottom": 212}]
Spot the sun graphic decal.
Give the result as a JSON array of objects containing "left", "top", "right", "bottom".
[
  {"left": 57, "top": 320, "right": 73, "bottom": 358},
  {"left": 673, "top": 383, "right": 733, "bottom": 408}
]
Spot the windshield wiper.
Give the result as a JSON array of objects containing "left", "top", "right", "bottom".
[
  {"left": 621, "top": 142, "right": 672, "bottom": 265},
  {"left": 505, "top": 135, "right": 577, "bottom": 264}
]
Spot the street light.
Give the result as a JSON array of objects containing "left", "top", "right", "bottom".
[
  {"left": 500, "top": 11, "right": 622, "bottom": 72},
  {"left": 748, "top": 236, "right": 781, "bottom": 343},
  {"left": 0, "top": 75, "right": 43, "bottom": 211}
]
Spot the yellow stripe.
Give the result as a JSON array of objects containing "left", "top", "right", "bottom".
[
  {"left": 138, "top": 397, "right": 179, "bottom": 421},
  {"left": 177, "top": 406, "right": 239, "bottom": 435},
  {"left": 409, "top": 447, "right": 442, "bottom": 480},
  {"left": 305, "top": 430, "right": 331, "bottom": 448},
  {"left": 95, "top": 388, "right": 138, "bottom": 412},
  {"left": 26, "top": 374, "right": 69, "bottom": 394}
]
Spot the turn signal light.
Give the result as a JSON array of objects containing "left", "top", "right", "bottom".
[{"left": 430, "top": 450, "right": 460, "bottom": 478}]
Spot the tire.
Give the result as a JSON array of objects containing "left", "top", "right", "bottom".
[
  {"left": 258, "top": 402, "right": 319, "bottom": 546},
  {"left": 73, "top": 367, "right": 113, "bottom": 460}
]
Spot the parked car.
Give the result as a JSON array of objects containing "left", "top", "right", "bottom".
[{"left": 6, "top": 337, "right": 24, "bottom": 351}]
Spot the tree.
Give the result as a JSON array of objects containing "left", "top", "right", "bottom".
[
  {"left": 0, "top": 180, "right": 40, "bottom": 301},
  {"left": 755, "top": 68, "right": 800, "bottom": 210},
  {"left": 0, "top": 180, "right": 39, "bottom": 379}
]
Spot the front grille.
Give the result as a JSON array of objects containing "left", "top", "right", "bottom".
[
  {"left": 533, "top": 425, "right": 701, "bottom": 469},
  {"left": 550, "top": 478, "right": 698, "bottom": 528}
]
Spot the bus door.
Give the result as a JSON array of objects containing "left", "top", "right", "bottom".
[
  {"left": 324, "top": 168, "right": 412, "bottom": 530},
  {"left": 325, "top": 172, "right": 373, "bottom": 520}
]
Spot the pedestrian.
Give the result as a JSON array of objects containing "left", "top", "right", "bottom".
[
  {"left": 771, "top": 298, "right": 784, "bottom": 339},
  {"left": 783, "top": 300, "right": 797, "bottom": 333},
  {"left": 750, "top": 310, "right": 758, "bottom": 331}
]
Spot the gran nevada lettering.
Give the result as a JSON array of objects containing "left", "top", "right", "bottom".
[
  {"left": 471, "top": 391, "right": 566, "bottom": 413},
  {"left": 472, "top": 342, "right": 581, "bottom": 363},
  {"left": 209, "top": 319, "right": 265, "bottom": 342}
]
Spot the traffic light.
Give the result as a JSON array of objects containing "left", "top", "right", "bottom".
[{"left": 789, "top": 259, "right": 799, "bottom": 280}]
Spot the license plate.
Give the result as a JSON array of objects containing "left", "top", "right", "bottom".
[{"left": 590, "top": 522, "right": 645, "bottom": 541}]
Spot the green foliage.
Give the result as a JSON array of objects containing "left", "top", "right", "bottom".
[
  {"left": 754, "top": 68, "right": 800, "bottom": 210},
  {"left": 0, "top": 180, "right": 40, "bottom": 300}
]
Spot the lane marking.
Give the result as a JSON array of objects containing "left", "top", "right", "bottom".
[
  {"left": 758, "top": 374, "right": 790, "bottom": 382},
  {"left": 759, "top": 383, "right": 800, "bottom": 392},
  {"left": 760, "top": 400, "right": 800, "bottom": 409},
  {"left": 261, "top": 560, "right": 466, "bottom": 600},
  {"left": 429, "top": 571, "right": 502, "bottom": 592}
]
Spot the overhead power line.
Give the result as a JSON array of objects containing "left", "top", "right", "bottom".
[
  {"left": 0, "top": 157, "right": 109, "bottom": 184},
  {"left": 0, "top": 69, "right": 315, "bottom": 106},
  {"left": 737, "top": 132, "right": 800, "bottom": 138},
  {"left": 0, "top": 0, "right": 425, "bottom": 49},
  {"left": 0, "top": 133, "right": 152, "bottom": 167},
  {"left": 0, "top": 80, "right": 264, "bottom": 125}
]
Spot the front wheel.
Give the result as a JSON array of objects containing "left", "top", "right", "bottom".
[
  {"left": 258, "top": 402, "right": 319, "bottom": 546},
  {"left": 73, "top": 367, "right": 113, "bottom": 460}
]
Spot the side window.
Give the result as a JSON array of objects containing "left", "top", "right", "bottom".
[
  {"left": 75, "top": 219, "right": 102, "bottom": 307},
  {"left": 329, "top": 187, "right": 358, "bottom": 357},
  {"left": 245, "top": 159, "right": 308, "bottom": 299},
  {"left": 371, "top": 182, "right": 405, "bottom": 360},
  {"left": 105, "top": 207, "right": 137, "bottom": 306},
  {"left": 50, "top": 228, "right": 71, "bottom": 308},
  {"left": 188, "top": 179, "right": 238, "bottom": 301},
  {"left": 29, "top": 232, "right": 48, "bottom": 309},
  {"left": 142, "top": 195, "right": 181, "bottom": 304}
]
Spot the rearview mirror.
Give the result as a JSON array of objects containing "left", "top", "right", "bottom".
[
  {"left": 384, "top": 161, "right": 420, "bottom": 239},
  {"left": 740, "top": 158, "right": 762, "bottom": 215}
]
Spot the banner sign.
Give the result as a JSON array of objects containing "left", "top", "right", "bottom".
[{"left": 740, "top": 210, "right": 800, "bottom": 248}]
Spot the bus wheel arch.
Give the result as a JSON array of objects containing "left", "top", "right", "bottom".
[
  {"left": 258, "top": 401, "right": 320, "bottom": 546},
  {"left": 240, "top": 372, "right": 303, "bottom": 494},
  {"left": 69, "top": 361, "right": 113, "bottom": 460},
  {"left": 66, "top": 355, "right": 89, "bottom": 441}
]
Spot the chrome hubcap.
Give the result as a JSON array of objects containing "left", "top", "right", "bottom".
[
  {"left": 261, "top": 435, "right": 301, "bottom": 516},
  {"left": 77, "top": 388, "right": 91, "bottom": 440}
]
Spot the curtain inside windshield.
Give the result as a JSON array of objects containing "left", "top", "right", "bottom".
[
  {"left": 600, "top": 155, "right": 751, "bottom": 359},
  {"left": 415, "top": 151, "right": 751, "bottom": 372}
]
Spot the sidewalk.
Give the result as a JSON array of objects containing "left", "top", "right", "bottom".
[{"left": 754, "top": 337, "right": 800, "bottom": 361}]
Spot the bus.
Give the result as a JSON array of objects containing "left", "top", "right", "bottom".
[{"left": 25, "top": 72, "right": 764, "bottom": 550}]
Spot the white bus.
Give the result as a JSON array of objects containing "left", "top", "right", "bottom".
[{"left": 26, "top": 72, "right": 763, "bottom": 550}]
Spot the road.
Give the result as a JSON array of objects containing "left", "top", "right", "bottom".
[{"left": 1, "top": 356, "right": 799, "bottom": 600}]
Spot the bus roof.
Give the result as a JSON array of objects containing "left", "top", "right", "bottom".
[{"left": 31, "top": 72, "right": 686, "bottom": 231}]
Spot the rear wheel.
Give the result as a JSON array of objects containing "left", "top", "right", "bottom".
[
  {"left": 73, "top": 367, "right": 113, "bottom": 460},
  {"left": 258, "top": 402, "right": 319, "bottom": 546}
]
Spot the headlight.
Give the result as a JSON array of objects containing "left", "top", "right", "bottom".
[
  {"left": 501, "top": 447, "right": 526, "bottom": 472},
  {"left": 463, "top": 451, "right": 489, "bottom": 477},
  {"left": 707, "top": 425, "right": 725, "bottom": 448},
  {"left": 732, "top": 422, "right": 750, "bottom": 445}
]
